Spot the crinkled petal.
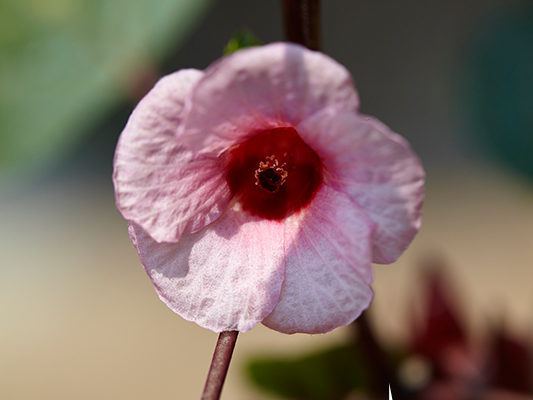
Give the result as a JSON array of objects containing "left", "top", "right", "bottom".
[
  {"left": 128, "top": 206, "right": 288, "bottom": 332},
  {"left": 181, "top": 42, "right": 359, "bottom": 154},
  {"left": 263, "top": 186, "right": 375, "bottom": 334},
  {"left": 113, "top": 69, "right": 231, "bottom": 243},
  {"left": 297, "top": 110, "right": 425, "bottom": 264}
]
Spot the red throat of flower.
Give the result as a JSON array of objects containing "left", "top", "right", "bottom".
[{"left": 226, "top": 127, "right": 323, "bottom": 220}]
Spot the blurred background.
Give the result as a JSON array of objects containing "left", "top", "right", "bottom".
[{"left": 1, "top": 0, "right": 532, "bottom": 399}]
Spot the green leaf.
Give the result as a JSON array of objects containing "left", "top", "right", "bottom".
[
  {"left": 457, "top": 6, "right": 533, "bottom": 182},
  {"left": 0, "top": 0, "right": 212, "bottom": 180},
  {"left": 223, "top": 30, "right": 262, "bottom": 55},
  {"left": 246, "top": 344, "right": 369, "bottom": 400}
]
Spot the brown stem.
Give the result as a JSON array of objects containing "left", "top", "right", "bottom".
[
  {"left": 201, "top": 331, "right": 239, "bottom": 400},
  {"left": 282, "top": 0, "right": 320, "bottom": 50}
]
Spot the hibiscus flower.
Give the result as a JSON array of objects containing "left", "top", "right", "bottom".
[{"left": 113, "top": 42, "right": 424, "bottom": 334}]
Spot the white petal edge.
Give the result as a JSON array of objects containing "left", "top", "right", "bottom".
[
  {"left": 263, "top": 185, "right": 375, "bottom": 334},
  {"left": 181, "top": 42, "right": 360, "bottom": 155},
  {"left": 297, "top": 109, "right": 425, "bottom": 264},
  {"left": 128, "top": 204, "right": 289, "bottom": 333},
  {"left": 113, "top": 69, "right": 231, "bottom": 243}
]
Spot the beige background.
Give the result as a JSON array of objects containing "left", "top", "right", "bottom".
[{"left": 2, "top": 163, "right": 532, "bottom": 399}]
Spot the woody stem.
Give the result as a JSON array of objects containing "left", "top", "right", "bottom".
[
  {"left": 201, "top": 331, "right": 239, "bottom": 400},
  {"left": 282, "top": 0, "right": 321, "bottom": 50}
]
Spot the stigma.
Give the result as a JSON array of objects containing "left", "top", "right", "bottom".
[{"left": 254, "top": 155, "right": 288, "bottom": 193}]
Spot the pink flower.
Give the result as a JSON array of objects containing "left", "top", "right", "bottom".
[{"left": 113, "top": 43, "right": 424, "bottom": 334}]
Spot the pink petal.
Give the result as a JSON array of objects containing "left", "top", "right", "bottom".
[
  {"left": 181, "top": 42, "right": 359, "bottom": 155},
  {"left": 263, "top": 186, "right": 375, "bottom": 334},
  {"left": 128, "top": 206, "right": 288, "bottom": 333},
  {"left": 113, "top": 69, "right": 231, "bottom": 243},
  {"left": 297, "top": 110, "right": 425, "bottom": 264}
]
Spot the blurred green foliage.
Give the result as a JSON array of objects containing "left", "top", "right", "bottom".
[
  {"left": 460, "top": 5, "right": 533, "bottom": 181},
  {"left": 0, "top": 0, "right": 212, "bottom": 179},
  {"left": 223, "top": 30, "right": 261, "bottom": 55},
  {"left": 246, "top": 344, "right": 368, "bottom": 400}
]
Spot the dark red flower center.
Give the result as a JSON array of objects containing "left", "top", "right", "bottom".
[{"left": 225, "top": 127, "right": 322, "bottom": 220}]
